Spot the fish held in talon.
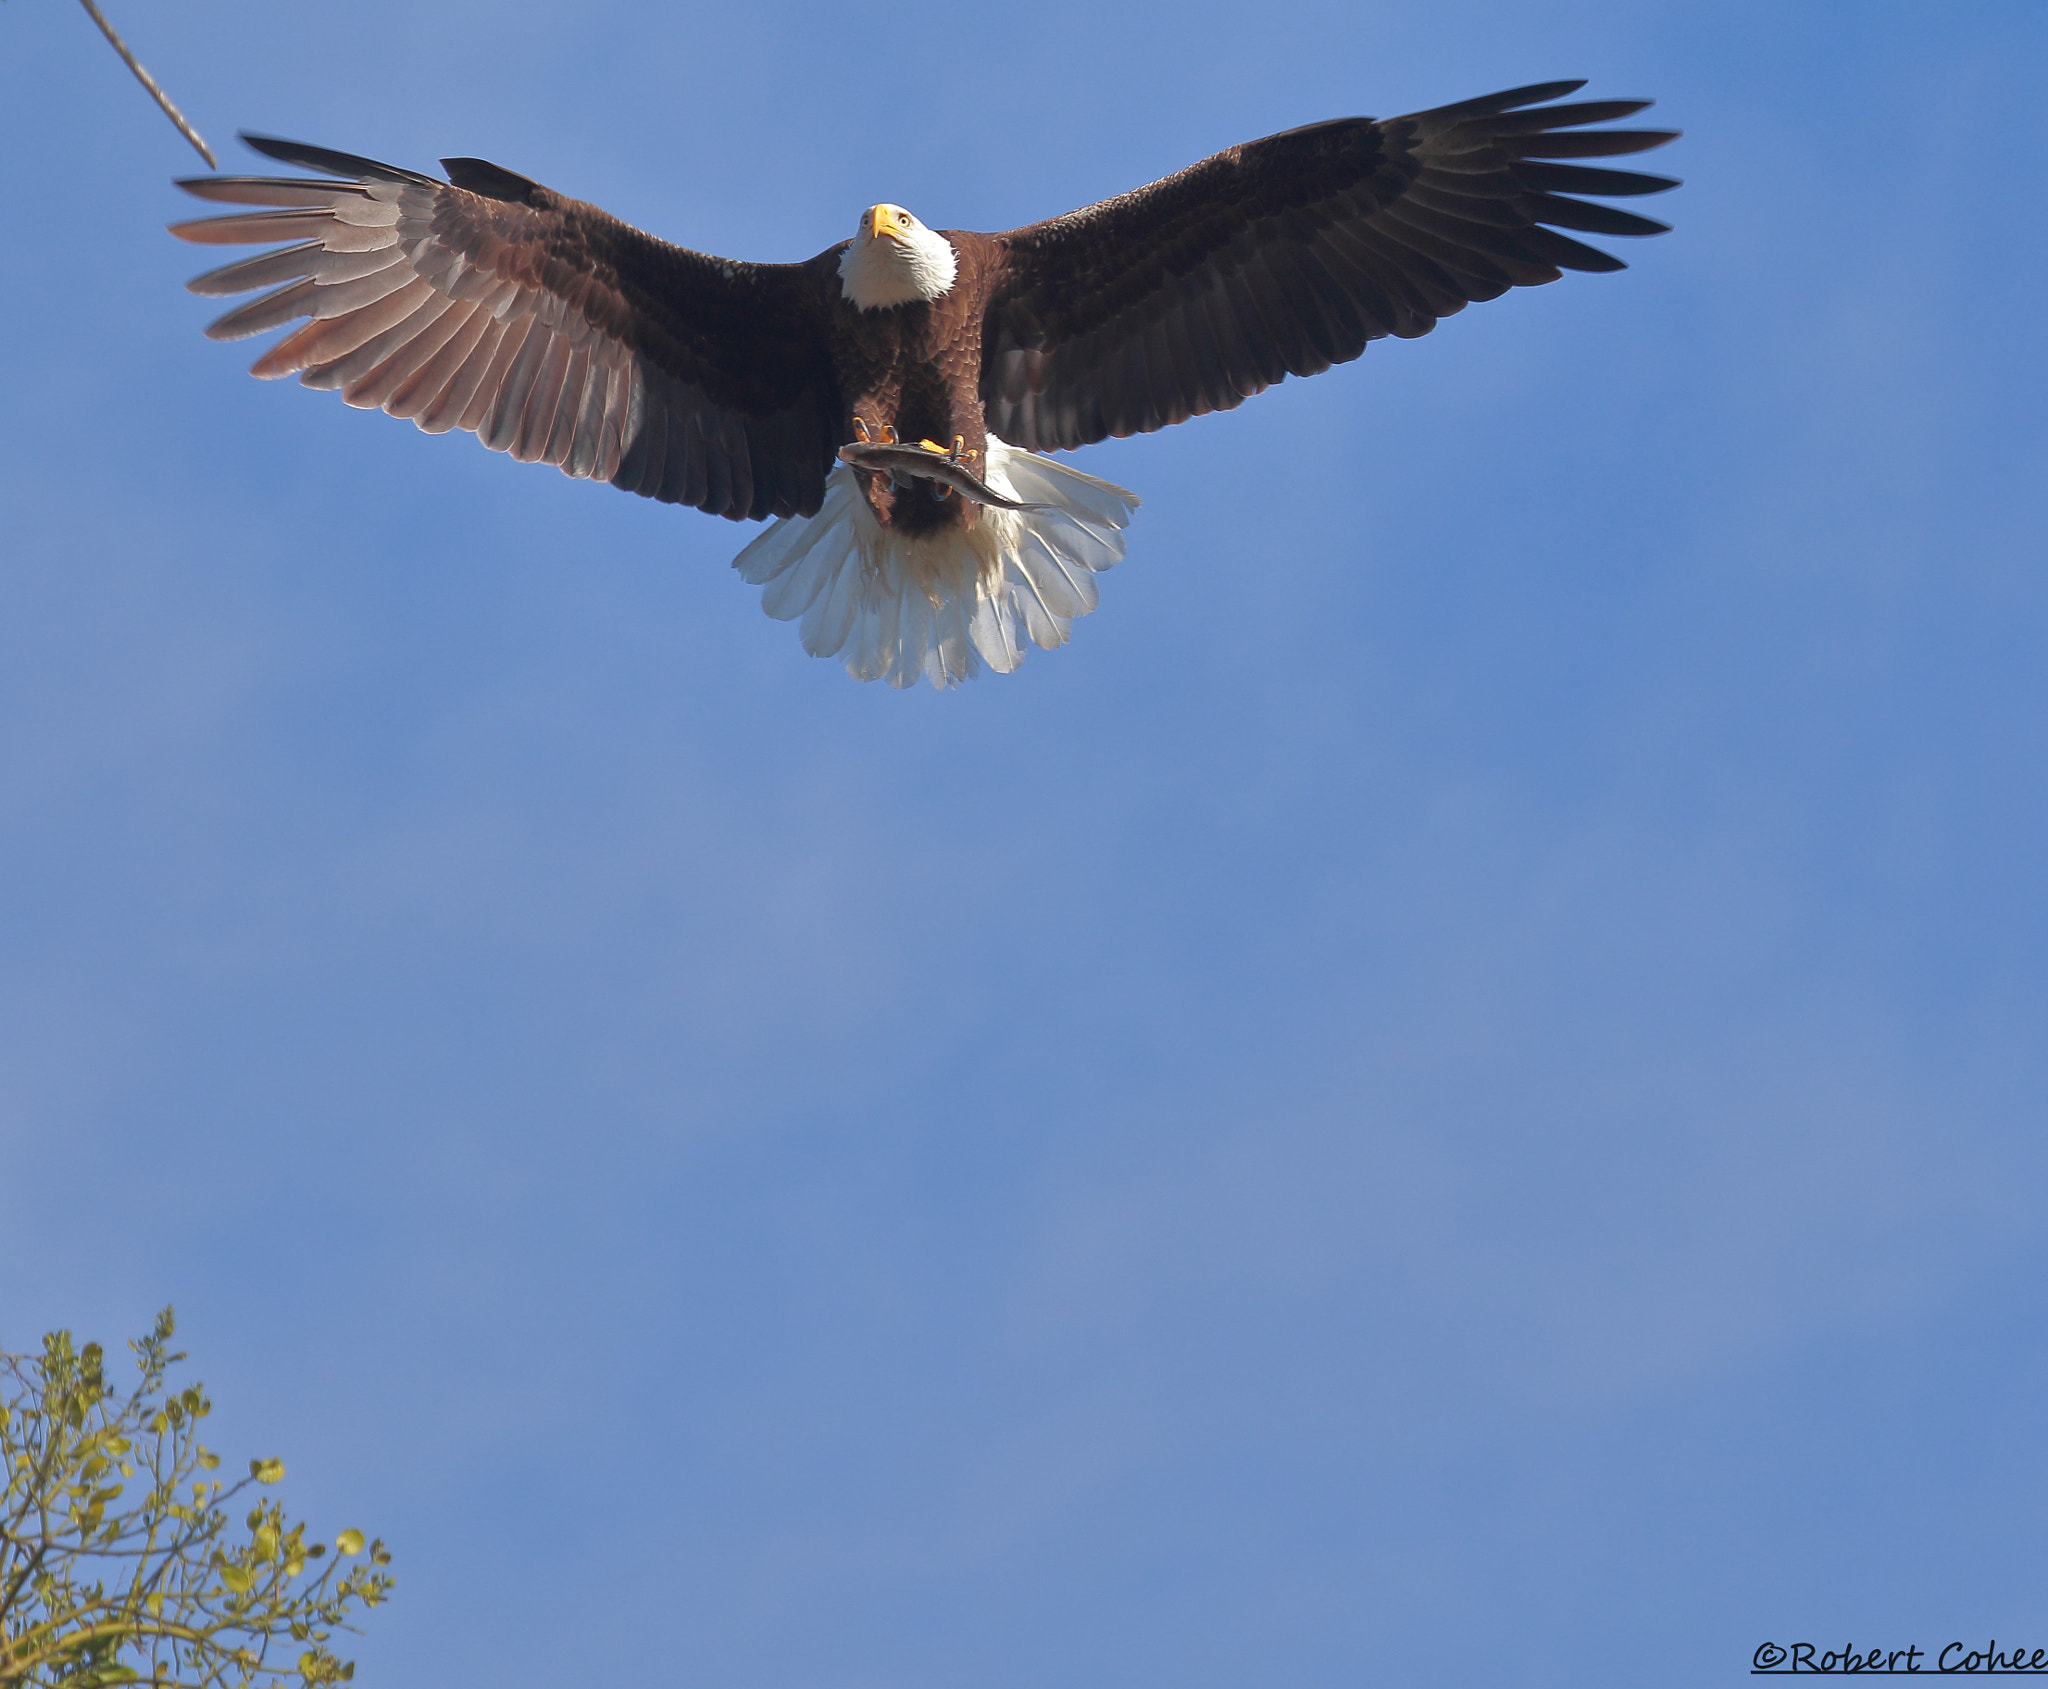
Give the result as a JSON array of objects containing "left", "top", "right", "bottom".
[
  {"left": 835, "top": 440, "right": 1052, "bottom": 512},
  {"left": 169, "top": 80, "right": 1678, "bottom": 688}
]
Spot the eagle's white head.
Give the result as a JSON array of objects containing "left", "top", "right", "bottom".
[{"left": 838, "top": 203, "right": 958, "bottom": 310}]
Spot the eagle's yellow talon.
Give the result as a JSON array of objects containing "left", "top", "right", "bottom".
[{"left": 918, "top": 438, "right": 949, "bottom": 454}]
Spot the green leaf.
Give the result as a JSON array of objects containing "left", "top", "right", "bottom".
[
  {"left": 251, "top": 1458, "right": 286, "bottom": 1484},
  {"left": 220, "top": 1564, "right": 253, "bottom": 1595},
  {"left": 333, "top": 1530, "right": 363, "bottom": 1557}
]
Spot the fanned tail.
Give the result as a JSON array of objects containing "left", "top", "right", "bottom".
[{"left": 731, "top": 436, "right": 1139, "bottom": 689}]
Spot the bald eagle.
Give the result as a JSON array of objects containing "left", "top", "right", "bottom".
[{"left": 171, "top": 80, "right": 1677, "bottom": 688}]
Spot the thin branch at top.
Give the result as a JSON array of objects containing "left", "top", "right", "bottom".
[{"left": 71, "top": 0, "right": 216, "bottom": 167}]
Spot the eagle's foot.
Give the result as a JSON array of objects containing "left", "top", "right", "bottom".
[
  {"left": 913, "top": 437, "right": 975, "bottom": 495},
  {"left": 916, "top": 437, "right": 956, "bottom": 498}
]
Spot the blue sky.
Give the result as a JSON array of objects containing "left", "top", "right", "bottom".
[{"left": 3, "top": 1, "right": 2044, "bottom": 1684}]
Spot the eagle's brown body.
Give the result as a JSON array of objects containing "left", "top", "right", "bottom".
[{"left": 822, "top": 244, "right": 1001, "bottom": 536}]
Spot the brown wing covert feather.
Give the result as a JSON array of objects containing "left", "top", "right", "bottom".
[
  {"left": 171, "top": 137, "right": 844, "bottom": 521},
  {"left": 979, "top": 81, "right": 1680, "bottom": 451}
]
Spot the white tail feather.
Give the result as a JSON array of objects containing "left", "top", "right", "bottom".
[{"left": 732, "top": 436, "right": 1140, "bottom": 689}]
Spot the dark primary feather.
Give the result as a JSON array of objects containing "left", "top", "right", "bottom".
[
  {"left": 170, "top": 136, "right": 845, "bottom": 520},
  {"left": 979, "top": 81, "right": 1679, "bottom": 451},
  {"left": 242, "top": 134, "right": 438, "bottom": 185}
]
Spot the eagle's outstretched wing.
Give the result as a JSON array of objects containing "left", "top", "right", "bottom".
[
  {"left": 978, "top": 81, "right": 1679, "bottom": 451},
  {"left": 172, "top": 138, "right": 845, "bottom": 521}
]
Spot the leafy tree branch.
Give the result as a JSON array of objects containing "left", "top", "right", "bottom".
[{"left": 1, "top": 1311, "right": 392, "bottom": 1689}]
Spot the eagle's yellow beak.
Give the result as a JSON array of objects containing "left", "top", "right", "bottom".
[{"left": 869, "top": 204, "right": 906, "bottom": 241}]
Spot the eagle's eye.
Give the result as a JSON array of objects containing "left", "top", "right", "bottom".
[{"left": 896, "top": 212, "right": 910, "bottom": 227}]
